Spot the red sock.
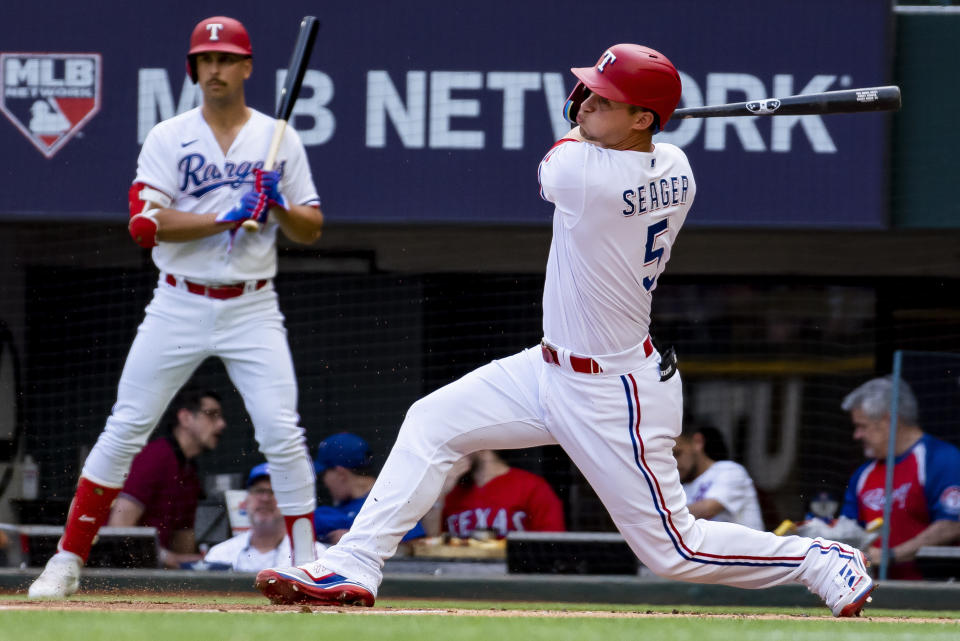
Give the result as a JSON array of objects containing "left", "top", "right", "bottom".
[
  {"left": 58, "top": 477, "right": 121, "bottom": 562},
  {"left": 283, "top": 513, "right": 317, "bottom": 565}
]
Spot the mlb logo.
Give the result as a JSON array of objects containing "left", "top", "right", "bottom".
[{"left": 0, "top": 52, "right": 102, "bottom": 158}]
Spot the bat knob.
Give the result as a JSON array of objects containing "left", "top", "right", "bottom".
[{"left": 241, "top": 220, "right": 261, "bottom": 233}]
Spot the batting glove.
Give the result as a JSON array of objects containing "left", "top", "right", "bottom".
[
  {"left": 253, "top": 168, "right": 288, "bottom": 211},
  {"left": 216, "top": 190, "right": 270, "bottom": 229}
]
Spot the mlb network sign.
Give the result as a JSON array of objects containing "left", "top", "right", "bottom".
[{"left": 0, "top": 53, "right": 102, "bottom": 158}]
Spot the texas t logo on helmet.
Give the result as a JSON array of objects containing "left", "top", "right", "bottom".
[
  {"left": 597, "top": 50, "right": 617, "bottom": 73},
  {"left": 205, "top": 23, "right": 225, "bottom": 41}
]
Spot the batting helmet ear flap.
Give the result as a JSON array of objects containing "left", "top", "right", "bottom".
[{"left": 563, "top": 82, "right": 591, "bottom": 124}]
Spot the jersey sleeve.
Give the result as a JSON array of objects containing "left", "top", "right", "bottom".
[
  {"left": 202, "top": 536, "right": 240, "bottom": 567},
  {"left": 134, "top": 125, "right": 178, "bottom": 199},
  {"left": 698, "top": 464, "right": 756, "bottom": 515},
  {"left": 312, "top": 505, "right": 353, "bottom": 539},
  {"left": 840, "top": 465, "right": 868, "bottom": 522},
  {"left": 523, "top": 475, "right": 566, "bottom": 532},
  {"left": 924, "top": 440, "right": 960, "bottom": 521},
  {"left": 279, "top": 126, "right": 320, "bottom": 207},
  {"left": 537, "top": 139, "right": 587, "bottom": 218},
  {"left": 119, "top": 443, "right": 166, "bottom": 508}
]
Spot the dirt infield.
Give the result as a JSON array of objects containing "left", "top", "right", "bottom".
[{"left": 1, "top": 598, "right": 957, "bottom": 623}]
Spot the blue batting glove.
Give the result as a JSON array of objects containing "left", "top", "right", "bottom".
[
  {"left": 253, "top": 168, "right": 288, "bottom": 211},
  {"left": 216, "top": 191, "right": 270, "bottom": 229}
]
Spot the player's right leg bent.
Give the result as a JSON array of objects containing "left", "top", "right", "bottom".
[
  {"left": 257, "top": 347, "right": 557, "bottom": 605},
  {"left": 543, "top": 357, "right": 872, "bottom": 616},
  {"left": 30, "top": 283, "right": 208, "bottom": 598}
]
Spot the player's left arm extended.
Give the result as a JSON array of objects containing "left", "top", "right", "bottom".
[
  {"left": 887, "top": 519, "right": 960, "bottom": 563},
  {"left": 272, "top": 203, "right": 324, "bottom": 245}
]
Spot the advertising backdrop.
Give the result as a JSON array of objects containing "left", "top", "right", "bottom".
[{"left": 0, "top": 0, "right": 892, "bottom": 227}]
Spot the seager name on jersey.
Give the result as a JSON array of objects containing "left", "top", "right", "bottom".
[
  {"left": 621, "top": 175, "right": 690, "bottom": 217},
  {"left": 178, "top": 152, "right": 287, "bottom": 198}
]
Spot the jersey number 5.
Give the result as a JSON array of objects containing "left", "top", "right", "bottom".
[{"left": 642, "top": 220, "right": 669, "bottom": 291}]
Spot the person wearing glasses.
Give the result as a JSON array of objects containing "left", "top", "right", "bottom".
[
  {"left": 203, "top": 463, "right": 325, "bottom": 571},
  {"left": 107, "top": 388, "right": 227, "bottom": 568}
]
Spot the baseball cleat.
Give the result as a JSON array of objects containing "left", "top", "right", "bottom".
[
  {"left": 836, "top": 586, "right": 875, "bottom": 618},
  {"left": 28, "top": 551, "right": 82, "bottom": 599},
  {"left": 822, "top": 548, "right": 875, "bottom": 617},
  {"left": 255, "top": 564, "right": 375, "bottom": 607}
]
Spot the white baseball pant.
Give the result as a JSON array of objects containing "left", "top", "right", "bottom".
[
  {"left": 81, "top": 279, "right": 316, "bottom": 515},
  {"left": 322, "top": 342, "right": 832, "bottom": 593}
]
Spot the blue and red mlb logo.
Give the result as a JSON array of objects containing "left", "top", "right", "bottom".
[{"left": 0, "top": 52, "right": 101, "bottom": 158}]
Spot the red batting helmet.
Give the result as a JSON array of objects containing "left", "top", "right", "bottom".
[
  {"left": 186, "top": 16, "right": 253, "bottom": 83},
  {"left": 564, "top": 44, "right": 682, "bottom": 131}
]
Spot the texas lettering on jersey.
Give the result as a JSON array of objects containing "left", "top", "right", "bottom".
[
  {"left": 446, "top": 507, "right": 528, "bottom": 538},
  {"left": 178, "top": 153, "right": 287, "bottom": 198}
]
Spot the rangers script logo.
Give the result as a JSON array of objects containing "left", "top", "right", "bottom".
[{"left": 0, "top": 53, "right": 102, "bottom": 158}]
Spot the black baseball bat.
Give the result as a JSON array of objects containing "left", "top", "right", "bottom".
[
  {"left": 243, "top": 16, "right": 321, "bottom": 232},
  {"left": 672, "top": 85, "right": 901, "bottom": 119}
]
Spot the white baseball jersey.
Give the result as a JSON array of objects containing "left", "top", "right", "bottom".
[
  {"left": 684, "top": 461, "right": 765, "bottom": 530},
  {"left": 205, "top": 531, "right": 325, "bottom": 572},
  {"left": 136, "top": 106, "right": 320, "bottom": 283},
  {"left": 538, "top": 140, "right": 695, "bottom": 355}
]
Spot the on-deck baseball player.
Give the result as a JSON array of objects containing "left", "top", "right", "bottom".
[
  {"left": 255, "top": 44, "right": 875, "bottom": 616},
  {"left": 29, "top": 16, "right": 323, "bottom": 598}
]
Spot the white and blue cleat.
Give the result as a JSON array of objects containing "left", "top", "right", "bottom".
[{"left": 256, "top": 563, "right": 375, "bottom": 607}]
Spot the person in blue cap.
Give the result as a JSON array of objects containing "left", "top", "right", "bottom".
[
  {"left": 204, "top": 463, "right": 325, "bottom": 571},
  {"left": 313, "top": 433, "right": 426, "bottom": 545}
]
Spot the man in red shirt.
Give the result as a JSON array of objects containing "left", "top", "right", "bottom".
[
  {"left": 840, "top": 376, "right": 960, "bottom": 579},
  {"left": 424, "top": 450, "right": 564, "bottom": 538},
  {"left": 108, "top": 388, "right": 226, "bottom": 567}
]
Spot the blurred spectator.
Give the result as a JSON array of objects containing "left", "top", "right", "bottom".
[
  {"left": 424, "top": 450, "right": 565, "bottom": 539},
  {"left": 204, "top": 463, "right": 325, "bottom": 571},
  {"left": 313, "top": 432, "right": 427, "bottom": 545},
  {"left": 108, "top": 388, "right": 226, "bottom": 568},
  {"left": 840, "top": 376, "right": 960, "bottom": 579},
  {"left": 673, "top": 425, "right": 764, "bottom": 530},
  {"left": 806, "top": 491, "right": 840, "bottom": 523}
]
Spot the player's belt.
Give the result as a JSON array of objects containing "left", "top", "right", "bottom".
[
  {"left": 540, "top": 336, "right": 654, "bottom": 375},
  {"left": 541, "top": 342, "right": 603, "bottom": 373},
  {"left": 165, "top": 274, "right": 269, "bottom": 300}
]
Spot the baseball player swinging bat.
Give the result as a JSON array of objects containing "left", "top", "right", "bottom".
[
  {"left": 672, "top": 85, "right": 901, "bottom": 120},
  {"left": 242, "top": 15, "right": 320, "bottom": 232}
]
